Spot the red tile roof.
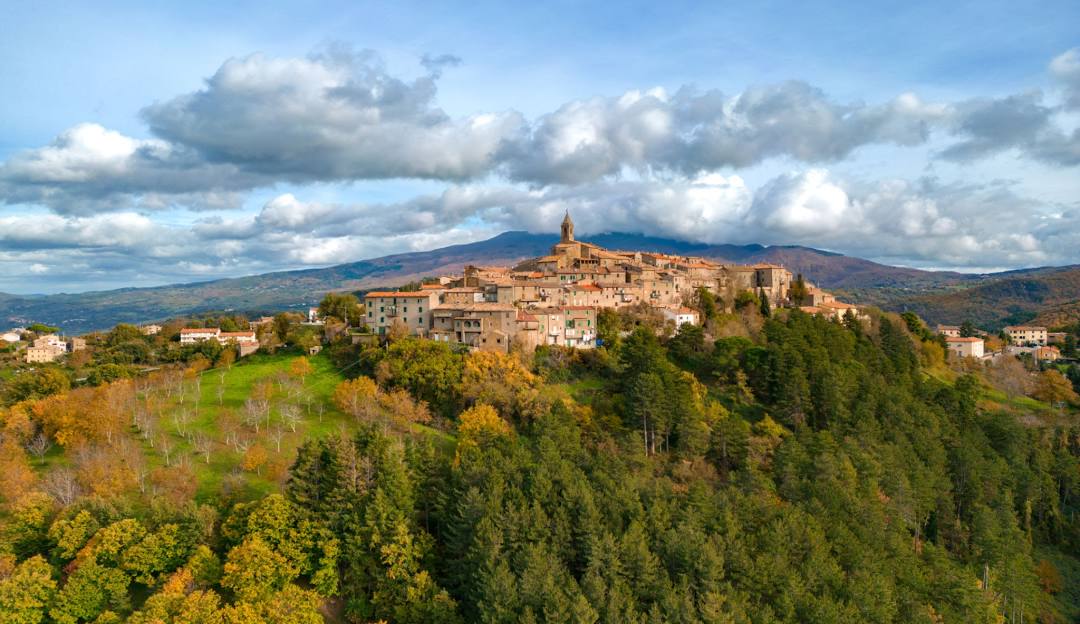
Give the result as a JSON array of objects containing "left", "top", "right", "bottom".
[{"left": 364, "top": 291, "right": 433, "bottom": 298}]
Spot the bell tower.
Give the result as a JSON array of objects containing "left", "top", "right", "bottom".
[{"left": 560, "top": 210, "right": 575, "bottom": 243}]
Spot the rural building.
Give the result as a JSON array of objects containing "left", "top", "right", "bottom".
[
  {"left": 33, "top": 334, "right": 66, "bottom": 350},
  {"left": 180, "top": 328, "right": 221, "bottom": 344},
  {"left": 663, "top": 307, "right": 701, "bottom": 327},
  {"left": 140, "top": 324, "right": 162, "bottom": 335},
  {"left": 363, "top": 291, "right": 440, "bottom": 337},
  {"left": 945, "top": 336, "right": 984, "bottom": 359},
  {"left": 180, "top": 328, "right": 259, "bottom": 355},
  {"left": 1036, "top": 346, "right": 1061, "bottom": 362},
  {"left": 26, "top": 344, "right": 65, "bottom": 363},
  {"left": 937, "top": 325, "right": 961, "bottom": 337},
  {"left": 1005, "top": 326, "right": 1047, "bottom": 346}
]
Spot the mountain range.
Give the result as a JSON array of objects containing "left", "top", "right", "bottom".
[{"left": 4, "top": 231, "right": 1079, "bottom": 334}]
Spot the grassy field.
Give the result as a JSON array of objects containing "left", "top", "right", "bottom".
[
  {"left": 170, "top": 350, "right": 352, "bottom": 501},
  {"left": 117, "top": 349, "right": 452, "bottom": 503}
]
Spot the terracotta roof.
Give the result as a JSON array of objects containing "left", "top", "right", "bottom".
[
  {"left": 945, "top": 337, "right": 982, "bottom": 343},
  {"left": 219, "top": 331, "right": 256, "bottom": 338},
  {"left": 1005, "top": 325, "right": 1046, "bottom": 331},
  {"left": 364, "top": 291, "right": 433, "bottom": 298},
  {"left": 420, "top": 283, "right": 445, "bottom": 290},
  {"left": 574, "top": 283, "right": 602, "bottom": 291},
  {"left": 181, "top": 328, "right": 219, "bottom": 334}
]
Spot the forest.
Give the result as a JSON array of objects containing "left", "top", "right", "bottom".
[{"left": 1, "top": 302, "right": 1079, "bottom": 623}]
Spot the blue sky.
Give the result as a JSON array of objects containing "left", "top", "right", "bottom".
[{"left": 1, "top": 1, "right": 1079, "bottom": 293}]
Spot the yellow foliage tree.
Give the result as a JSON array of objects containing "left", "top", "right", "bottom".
[
  {"left": 458, "top": 404, "right": 511, "bottom": 444},
  {"left": 1033, "top": 369, "right": 1079, "bottom": 407},
  {"left": 289, "top": 357, "right": 313, "bottom": 385},
  {"left": 242, "top": 444, "right": 269, "bottom": 475},
  {"left": 0, "top": 439, "right": 37, "bottom": 506},
  {"left": 459, "top": 351, "right": 540, "bottom": 419},
  {"left": 333, "top": 377, "right": 379, "bottom": 421}
]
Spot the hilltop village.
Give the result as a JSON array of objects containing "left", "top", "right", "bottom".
[{"left": 361, "top": 212, "right": 860, "bottom": 352}]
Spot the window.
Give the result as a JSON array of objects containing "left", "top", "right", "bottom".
[
  {"left": 403, "top": 306, "right": 408, "bottom": 312},
  {"left": 418, "top": 307, "right": 423, "bottom": 313},
  {"left": 368, "top": 311, "right": 372, "bottom": 318},
  {"left": 380, "top": 306, "right": 385, "bottom": 313},
  {"left": 380, "top": 317, "right": 385, "bottom": 323}
]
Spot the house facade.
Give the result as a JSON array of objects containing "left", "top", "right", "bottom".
[
  {"left": 946, "top": 336, "right": 984, "bottom": 359},
  {"left": 364, "top": 291, "right": 441, "bottom": 336},
  {"left": 1005, "top": 326, "right": 1047, "bottom": 346}
]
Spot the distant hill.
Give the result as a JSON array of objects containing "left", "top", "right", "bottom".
[
  {"left": 0, "top": 230, "right": 1070, "bottom": 334},
  {"left": 893, "top": 265, "right": 1080, "bottom": 330}
]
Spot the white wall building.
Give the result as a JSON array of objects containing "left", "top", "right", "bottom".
[
  {"left": 180, "top": 328, "right": 221, "bottom": 344},
  {"left": 663, "top": 307, "right": 700, "bottom": 327},
  {"left": 946, "top": 336, "right": 984, "bottom": 359}
]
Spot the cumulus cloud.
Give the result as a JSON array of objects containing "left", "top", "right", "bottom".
[
  {"left": 4, "top": 46, "right": 1080, "bottom": 217},
  {"left": 9, "top": 169, "right": 1076, "bottom": 295},
  {"left": 5, "top": 45, "right": 1080, "bottom": 291},
  {"left": 0, "top": 123, "right": 253, "bottom": 214},
  {"left": 500, "top": 84, "right": 945, "bottom": 184},
  {"left": 938, "top": 91, "right": 1080, "bottom": 166},
  {"left": 141, "top": 47, "right": 523, "bottom": 181}
]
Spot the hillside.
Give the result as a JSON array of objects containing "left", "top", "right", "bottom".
[
  {"left": 895, "top": 265, "right": 1080, "bottom": 329},
  {"left": 5, "top": 308, "right": 1079, "bottom": 622},
  {"left": 1, "top": 231, "right": 990, "bottom": 334}
]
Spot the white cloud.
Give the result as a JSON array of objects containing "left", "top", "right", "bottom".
[
  {"left": 5, "top": 169, "right": 1079, "bottom": 294},
  {"left": 3, "top": 46, "right": 1078, "bottom": 218},
  {"left": 141, "top": 48, "right": 524, "bottom": 181},
  {"left": 1050, "top": 47, "right": 1080, "bottom": 110}
]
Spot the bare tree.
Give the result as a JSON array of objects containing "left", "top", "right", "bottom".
[
  {"left": 138, "top": 412, "right": 158, "bottom": 446},
  {"left": 279, "top": 403, "right": 302, "bottom": 433},
  {"left": 172, "top": 409, "right": 192, "bottom": 437},
  {"left": 269, "top": 426, "right": 284, "bottom": 453},
  {"left": 25, "top": 431, "right": 52, "bottom": 464},
  {"left": 217, "top": 381, "right": 226, "bottom": 406},
  {"left": 42, "top": 468, "right": 82, "bottom": 506},
  {"left": 234, "top": 433, "right": 253, "bottom": 453},
  {"left": 193, "top": 433, "right": 214, "bottom": 464},
  {"left": 193, "top": 376, "right": 203, "bottom": 418},
  {"left": 159, "top": 434, "right": 174, "bottom": 466},
  {"left": 243, "top": 398, "right": 263, "bottom": 433}
]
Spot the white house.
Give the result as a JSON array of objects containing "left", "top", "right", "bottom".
[
  {"left": 945, "top": 336, "right": 984, "bottom": 359},
  {"left": 663, "top": 306, "right": 700, "bottom": 326},
  {"left": 180, "top": 328, "right": 221, "bottom": 344}
]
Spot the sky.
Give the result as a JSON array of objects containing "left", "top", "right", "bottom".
[{"left": 1, "top": 1, "right": 1079, "bottom": 294}]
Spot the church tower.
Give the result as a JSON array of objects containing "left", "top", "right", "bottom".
[{"left": 560, "top": 210, "right": 575, "bottom": 243}]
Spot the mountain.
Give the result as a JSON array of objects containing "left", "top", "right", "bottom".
[{"left": 0, "top": 230, "right": 1070, "bottom": 334}]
